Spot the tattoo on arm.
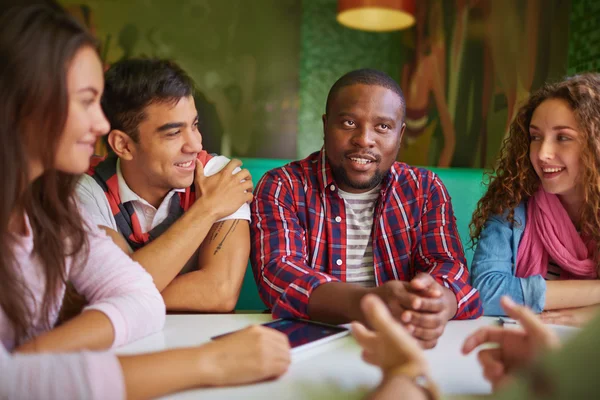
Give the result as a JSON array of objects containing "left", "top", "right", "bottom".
[
  {"left": 208, "top": 221, "right": 225, "bottom": 243},
  {"left": 213, "top": 220, "right": 240, "bottom": 255}
]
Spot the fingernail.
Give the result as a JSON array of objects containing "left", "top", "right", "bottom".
[{"left": 413, "top": 298, "right": 422, "bottom": 309}]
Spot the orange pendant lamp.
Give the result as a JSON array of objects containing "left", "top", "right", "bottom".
[{"left": 337, "top": 0, "right": 416, "bottom": 32}]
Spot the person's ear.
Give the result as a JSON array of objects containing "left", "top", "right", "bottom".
[{"left": 107, "top": 129, "right": 136, "bottom": 161}]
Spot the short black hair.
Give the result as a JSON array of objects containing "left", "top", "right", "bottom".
[
  {"left": 0, "top": 0, "right": 63, "bottom": 16},
  {"left": 325, "top": 68, "right": 405, "bottom": 117},
  {"left": 102, "top": 58, "right": 195, "bottom": 143}
]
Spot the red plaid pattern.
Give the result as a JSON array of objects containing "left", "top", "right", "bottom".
[{"left": 250, "top": 149, "right": 482, "bottom": 320}]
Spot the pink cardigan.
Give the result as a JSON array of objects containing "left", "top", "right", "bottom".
[{"left": 0, "top": 213, "right": 166, "bottom": 399}]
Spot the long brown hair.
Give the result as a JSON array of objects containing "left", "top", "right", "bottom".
[
  {"left": 0, "top": 5, "right": 96, "bottom": 344},
  {"left": 470, "top": 73, "right": 600, "bottom": 259}
]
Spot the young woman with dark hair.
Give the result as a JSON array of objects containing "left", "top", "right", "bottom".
[{"left": 0, "top": 6, "right": 289, "bottom": 399}]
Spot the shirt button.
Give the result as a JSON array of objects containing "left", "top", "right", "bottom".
[
  {"left": 336, "top": 259, "right": 343, "bottom": 266},
  {"left": 330, "top": 184, "right": 336, "bottom": 191},
  {"left": 335, "top": 216, "right": 342, "bottom": 223}
]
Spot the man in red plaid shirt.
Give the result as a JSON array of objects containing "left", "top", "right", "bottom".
[{"left": 250, "top": 69, "right": 482, "bottom": 348}]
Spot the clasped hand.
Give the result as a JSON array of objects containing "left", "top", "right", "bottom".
[{"left": 369, "top": 273, "right": 457, "bottom": 349}]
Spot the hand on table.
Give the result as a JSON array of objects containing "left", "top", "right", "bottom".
[
  {"left": 461, "top": 296, "right": 560, "bottom": 391},
  {"left": 370, "top": 273, "right": 457, "bottom": 348},
  {"left": 540, "top": 304, "right": 600, "bottom": 327},
  {"left": 201, "top": 325, "right": 291, "bottom": 386}
]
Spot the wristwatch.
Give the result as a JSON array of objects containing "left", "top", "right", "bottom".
[
  {"left": 413, "top": 374, "right": 440, "bottom": 400},
  {"left": 386, "top": 363, "right": 440, "bottom": 400}
]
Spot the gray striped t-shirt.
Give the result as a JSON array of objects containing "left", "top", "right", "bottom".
[{"left": 337, "top": 185, "right": 381, "bottom": 287}]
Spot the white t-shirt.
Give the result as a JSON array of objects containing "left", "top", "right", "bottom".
[{"left": 76, "top": 155, "right": 250, "bottom": 236}]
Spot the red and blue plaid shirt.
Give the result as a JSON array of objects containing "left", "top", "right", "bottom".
[{"left": 250, "top": 149, "right": 482, "bottom": 320}]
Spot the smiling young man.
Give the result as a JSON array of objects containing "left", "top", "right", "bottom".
[
  {"left": 250, "top": 69, "right": 482, "bottom": 348},
  {"left": 76, "top": 58, "right": 253, "bottom": 312}
]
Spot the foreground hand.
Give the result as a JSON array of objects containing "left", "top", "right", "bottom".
[
  {"left": 352, "top": 294, "right": 428, "bottom": 378},
  {"left": 540, "top": 305, "right": 600, "bottom": 327},
  {"left": 202, "top": 325, "right": 291, "bottom": 386},
  {"left": 404, "top": 273, "right": 457, "bottom": 348},
  {"left": 371, "top": 273, "right": 455, "bottom": 348},
  {"left": 194, "top": 158, "right": 253, "bottom": 220},
  {"left": 461, "top": 297, "right": 560, "bottom": 391}
]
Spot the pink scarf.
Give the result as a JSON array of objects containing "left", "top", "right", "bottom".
[{"left": 516, "top": 188, "right": 597, "bottom": 279}]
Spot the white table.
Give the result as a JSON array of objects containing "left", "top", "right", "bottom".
[{"left": 116, "top": 315, "right": 578, "bottom": 400}]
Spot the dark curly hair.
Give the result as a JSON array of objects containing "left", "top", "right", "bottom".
[{"left": 470, "top": 73, "right": 600, "bottom": 261}]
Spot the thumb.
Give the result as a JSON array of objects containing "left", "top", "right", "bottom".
[
  {"left": 501, "top": 296, "right": 560, "bottom": 349},
  {"left": 410, "top": 273, "right": 441, "bottom": 297},
  {"left": 351, "top": 322, "right": 375, "bottom": 347},
  {"left": 361, "top": 294, "right": 417, "bottom": 348}
]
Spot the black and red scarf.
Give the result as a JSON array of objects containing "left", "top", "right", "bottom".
[{"left": 87, "top": 151, "right": 212, "bottom": 250}]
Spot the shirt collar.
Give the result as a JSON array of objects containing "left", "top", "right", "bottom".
[
  {"left": 316, "top": 147, "right": 337, "bottom": 191},
  {"left": 116, "top": 158, "right": 185, "bottom": 207}
]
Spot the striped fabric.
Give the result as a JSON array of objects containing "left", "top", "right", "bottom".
[
  {"left": 250, "top": 149, "right": 482, "bottom": 320},
  {"left": 87, "top": 151, "right": 212, "bottom": 250},
  {"left": 337, "top": 186, "right": 380, "bottom": 287}
]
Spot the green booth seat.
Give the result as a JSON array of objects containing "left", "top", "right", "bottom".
[{"left": 234, "top": 157, "right": 488, "bottom": 311}]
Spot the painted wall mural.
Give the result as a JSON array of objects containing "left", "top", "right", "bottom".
[
  {"left": 62, "top": 0, "right": 301, "bottom": 159},
  {"left": 62, "top": 0, "right": 573, "bottom": 168},
  {"left": 568, "top": 0, "right": 600, "bottom": 75},
  {"left": 398, "top": 0, "right": 571, "bottom": 168},
  {"left": 299, "top": 0, "right": 572, "bottom": 168}
]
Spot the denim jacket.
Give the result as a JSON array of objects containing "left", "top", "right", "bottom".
[{"left": 471, "top": 202, "right": 546, "bottom": 315}]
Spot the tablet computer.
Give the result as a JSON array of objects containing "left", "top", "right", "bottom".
[{"left": 211, "top": 318, "right": 350, "bottom": 353}]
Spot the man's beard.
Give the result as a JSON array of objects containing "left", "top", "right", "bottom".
[{"left": 330, "top": 162, "right": 385, "bottom": 191}]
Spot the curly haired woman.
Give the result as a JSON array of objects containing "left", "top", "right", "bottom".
[{"left": 470, "top": 73, "right": 600, "bottom": 327}]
